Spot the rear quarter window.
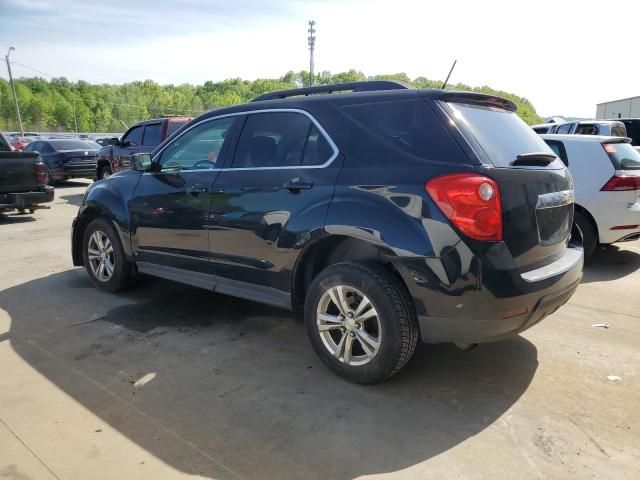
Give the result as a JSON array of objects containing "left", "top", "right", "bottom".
[
  {"left": 604, "top": 142, "right": 640, "bottom": 170},
  {"left": 339, "top": 98, "right": 467, "bottom": 164},
  {"left": 445, "top": 102, "right": 557, "bottom": 167}
]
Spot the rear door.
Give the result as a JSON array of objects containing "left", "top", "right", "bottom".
[
  {"left": 209, "top": 110, "right": 341, "bottom": 301},
  {"left": 442, "top": 101, "right": 575, "bottom": 268}
]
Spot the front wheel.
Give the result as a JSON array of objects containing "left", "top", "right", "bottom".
[
  {"left": 82, "top": 217, "right": 134, "bottom": 292},
  {"left": 304, "top": 262, "right": 419, "bottom": 384},
  {"left": 98, "top": 165, "right": 113, "bottom": 180}
]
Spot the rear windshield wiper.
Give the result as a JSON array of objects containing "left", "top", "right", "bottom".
[{"left": 510, "top": 152, "right": 557, "bottom": 166}]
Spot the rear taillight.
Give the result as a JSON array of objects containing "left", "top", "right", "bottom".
[
  {"left": 600, "top": 175, "right": 640, "bottom": 191},
  {"left": 34, "top": 162, "right": 47, "bottom": 185},
  {"left": 426, "top": 173, "right": 503, "bottom": 241}
]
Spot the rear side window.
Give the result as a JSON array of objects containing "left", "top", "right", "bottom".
[
  {"left": 232, "top": 112, "right": 333, "bottom": 168},
  {"left": 545, "top": 140, "right": 568, "bottom": 166},
  {"left": 603, "top": 142, "right": 640, "bottom": 170},
  {"left": 575, "top": 124, "right": 599, "bottom": 135},
  {"left": 142, "top": 123, "right": 162, "bottom": 146},
  {"left": 556, "top": 123, "right": 573, "bottom": 134},
  {"left": 340, "top": 99, "right": 465, "bottom": 163},
  {"left": 445, "top": 102, "right": 555, "bottom": 167},
  {"left": 611, "top": 125, "right": 627, "bottom": 137}
]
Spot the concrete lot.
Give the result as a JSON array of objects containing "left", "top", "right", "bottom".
[{"left": 0, "top": 180, "right": 638, "bottom": 480}]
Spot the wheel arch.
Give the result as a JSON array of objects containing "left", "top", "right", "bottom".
[{"left": 574, "top": 203, "right": 599, "bottom": 242}]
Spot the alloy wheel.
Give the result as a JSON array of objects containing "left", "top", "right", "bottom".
[
  {"left": 87, "top": 230, "right": 115, "bottom": 282},
  {"left": 316, "top": 285, "right": 381, "bottom": 366}
]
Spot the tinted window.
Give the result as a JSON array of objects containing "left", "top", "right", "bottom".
[
  {"left": 0, "top": 135, "right": 10, "bottom": 151},
  {"left": 39, "top": 142, "right": 55, "bottom": 153},
  {"left": 533, "top": 126, "right": 549, "bottom": 134},
  {"left": 603, "top": 142, "right": 640, "bottom": 170},
  {"left": 49, "top": 140, "right": 93, "bottom": 150},
  {"left": 142, "top": 123, "right": 162, "bottom": 146},
  {"left": 167, "top": 120, "right": 189, "bottom": 136},
  {"left": 445, "top": 102, "right": 555, "bottom": 167},
  {"left": 556, "top": 123, "right": 573, "bottom": 134},
  {"left": 621, "top": 120, "right": 640, "bottom": 146},
  {"left": 233, "top": 112, "right": 328, "bottom": 168},
  {"left": 122, "top": 126, "right": 143, "bottom": 146},
  {"left": 157, "top": 117, "right": 235, "bottom": 171},
  {"left": 575, "top": 124, "right": 599, "bottom": 135},
  {"left": 21, "top": 142, "right": 35, "bottom": 152},
  {"left": 544, "top": 140, "right": 568, "bottom": 166},
  {"left": 611, "top": 125, "right": 627, "bottom": 137},
  {"left": 341, "top": 99, "right": 465, "bottom": 163}
]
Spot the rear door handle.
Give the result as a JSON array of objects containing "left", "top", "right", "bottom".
[
  {"left": 187, "top": 184, "right": 208, "bottom": 196},
  {"left": 283, "top": 177, "right": 313, "bottom": 192}
]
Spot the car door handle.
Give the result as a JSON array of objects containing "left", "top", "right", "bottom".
[
  {"left": 283, "top": 178, "right": 313, "bottom": 192},
  {"left": 187, "top": 184, "right": 208, "bottom": 196}
]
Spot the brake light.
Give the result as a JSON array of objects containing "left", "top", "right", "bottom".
[
  {"left": 426, "top": 173, "right": 503, "bottom": 241},
  {"left": 34, "top": 162, "right": 47, "bottom": 185},
  {"left": 601, "top": 175, "right": 640, "bottom": 191}
]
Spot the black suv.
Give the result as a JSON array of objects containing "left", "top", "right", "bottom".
[{"left": 71, "top": 81, "right": 583, "bottom": 383}]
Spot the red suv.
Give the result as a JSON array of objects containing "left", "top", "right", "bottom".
[{"left": 96, "top": 117, "right": 191, "bottom": 179}]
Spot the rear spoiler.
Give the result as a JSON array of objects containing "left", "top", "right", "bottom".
[{"left": 420, "top": 90, "right": 517, "bottom": 112}]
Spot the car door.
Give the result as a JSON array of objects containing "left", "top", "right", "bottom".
[
  {"left": 130, "top": 116, "right": 239, "bottom": 280},
  {"left": 113, "top": 124, "right": 145, "bottom": 172},
  {"left": 209, "top": 110, "right": 341, "bottom": 304}
]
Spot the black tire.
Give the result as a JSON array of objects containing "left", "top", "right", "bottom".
[
  {"left": 46, "top": 167, "right": 57, "bottom": 186},
  {"left": 574, "top": 212, "right": 597, "bottom": 259},
  {"left": 304, "top": 262, "right": 419, "bottom": 384},
  {"left": 98, "top": 165, "right": 113, "bottom": 180},
  {"left": 82, "top": 217, "right": 134, "bottom": 292}
]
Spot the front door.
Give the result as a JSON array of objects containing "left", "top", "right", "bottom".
[
  {"left": 113, "top": 124, "right": 146, "bottom": 172},
  {"left": 130, "top": 116, "right": 238, "bottom": 278},
  {"left": 209, "top": 110, "right": 341, "bottom": 302}
]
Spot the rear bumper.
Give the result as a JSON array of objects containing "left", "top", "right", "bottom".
[
  {"left": 51, "top": 164, "right": 97, "bottom": 179},
  {"left": 0, "top": 187, "right": 54, "bottom": 210},
  {"left": 394, "top": 242, "right": 584, "bottom": 344}
]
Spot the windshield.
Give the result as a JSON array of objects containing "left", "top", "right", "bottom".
[
  {"left": 49, "top": 140, "right": 97, "bottom": 150},
  {"left": 604, "top": 142, "right": 640, "bottom": 170},
  {"left": 445, "top": 102, "right": 557, "bottom": 167}
]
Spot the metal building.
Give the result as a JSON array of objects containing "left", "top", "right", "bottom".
[{"left": 596, "top": 96, "right": 640, "bottom": 119}]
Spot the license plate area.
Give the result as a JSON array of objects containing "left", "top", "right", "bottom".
[{"left": 535, "top": 190, "right": 574, "bottom": 246}]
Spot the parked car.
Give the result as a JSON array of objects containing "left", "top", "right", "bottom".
[
  {"left": 0, "top": 132, "right": 53, "bottom": 214},
  {"left": 71, "top": 81, "right": 583, "bottom": 383},
  {"left": 22, "top": 139, "right": 99, "bottom": 185},
  {"left": 95, "top": 116, "right": 191, "bottom": 180},
  {"left": 542, "top": 134, "right": 640, "bottom": 257},
  {"left": 532, "top": 122, "right": 556, "bottom": 134},
  {"left": 95, "top": 138, "right": 113, "bottom": 147},
  {"left": 549, "top": 120, "right": 627, "bottom": 136},
  {"left": 10, "top": 136, "right": 37, "bottom": 151}
]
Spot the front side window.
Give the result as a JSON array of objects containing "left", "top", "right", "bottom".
[
  {"left": 232, "top": 112, "right": 333, "bottom": 168},
  {"left": 142, "top": 123, "right": 162, "bottom": 146},
  {"left": 556, "top": 123, "right": 573, "bottom": 134},
  {"left": 156, "top": 116, "right": 235, "bottom": 171},
  {"left": 122, "top": 126, "right": 143, "bottom": 146}
]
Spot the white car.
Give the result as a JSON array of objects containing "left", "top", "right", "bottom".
[{"left": 541, "top": 134, "right": 640, "bottom": 257}]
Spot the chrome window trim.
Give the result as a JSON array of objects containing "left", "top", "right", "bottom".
[{"left": 150, "top": 108, "right": 339, "bottom": 172}]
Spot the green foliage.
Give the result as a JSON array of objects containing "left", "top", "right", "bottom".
[{"left": 0, "top": 71, "right": 543, "bottom": 132}]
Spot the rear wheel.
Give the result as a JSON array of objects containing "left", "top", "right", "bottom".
[
  {"left": 82, "top": 217, "right": 134, "bottom": 292},
  {"left": 46, "top": 167, "right": 57, "bottom": 186},
  {"left": 99, "top": 165, "right": 113, "bottom": 180},
  {"left": 304, "top": 262, "right": 418, "bottom": 384},
  {"left": 574, "top": 212, "right": 597, "bottom": 259}
]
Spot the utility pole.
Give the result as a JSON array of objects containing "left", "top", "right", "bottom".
[
  {"left": 72, "top": 99, "right": 78, "bottom": 133},
  {"left": 307, "top": 20, "right": 316, "bottom": 87},
  {"left": 5, "top": 47, "right": 24, "bottom": 136}
]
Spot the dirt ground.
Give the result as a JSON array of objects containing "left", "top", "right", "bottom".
[{"left": 0, "top": 179, "right": 638, "bottom": 479}]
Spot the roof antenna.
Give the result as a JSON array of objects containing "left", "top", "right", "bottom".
[{"left": 441, "top": 59, "right": 457, "bottom": 89}]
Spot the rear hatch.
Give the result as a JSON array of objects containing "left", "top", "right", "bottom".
[
  {"left": 600, "top": 138, "right": 640, "bottom": 205},
  {"left": 439, "top": 97, "right": 574, "bottom": 270}
]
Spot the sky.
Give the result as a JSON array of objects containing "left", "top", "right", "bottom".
[{"left": 1, "top": 0, "right": 639, "bottom": 118}]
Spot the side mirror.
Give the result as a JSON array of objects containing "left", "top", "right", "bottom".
[{"left": 131, "top": 153, "right": 152, "bottom": 172}]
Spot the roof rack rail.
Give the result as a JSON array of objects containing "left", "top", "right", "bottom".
[{"left": 251, "top": 80, "right": 411, "bottom": 102}]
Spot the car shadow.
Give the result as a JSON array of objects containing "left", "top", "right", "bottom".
[
  {"left": 581, "top": 244, "right": 640, "bottom": 283},
  {"left": 1, "top": 270, "right": 539, "bottom": 479},
  {"left": 0, "top": 213, "right": 36, "bottom": 224},
  {"left": 54, "top": 179, "right": 92, "bottom": 189},
  {"left": 58, "top": 193, "right": 85, "bottom": 207}
]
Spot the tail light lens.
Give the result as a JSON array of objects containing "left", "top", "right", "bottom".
[
  {"left": 601, "top": 175, "right": 640, "bottom": 191},
  {"left": 34, "top": 162, "right": 47, "bottom": 185},
  {"left": 426, "top": 173, "right": 503, "bottom": 241}
]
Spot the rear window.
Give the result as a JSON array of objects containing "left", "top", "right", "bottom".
[
  {"left": 445, "top": 102, "right": 555, "bottom": 167},
  {"left": 611, "top": 125, "right": 627, "bottom": 137},
  {"left": 49, "top": 140, "right": 94, "bottom": 150},
  {"left": 621, "top": 120, "right": 640, "bottom": 146},
  {"left": 603, "top": 142, "right": 640, "bottom": 170}
]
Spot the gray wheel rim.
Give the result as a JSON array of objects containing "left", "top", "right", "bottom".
[
  {"left": 87, "top": 230, "right": 114, "bottom": 282},
  {"left": 316, "top": 285, "right": 381, "bottom": 366}
]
